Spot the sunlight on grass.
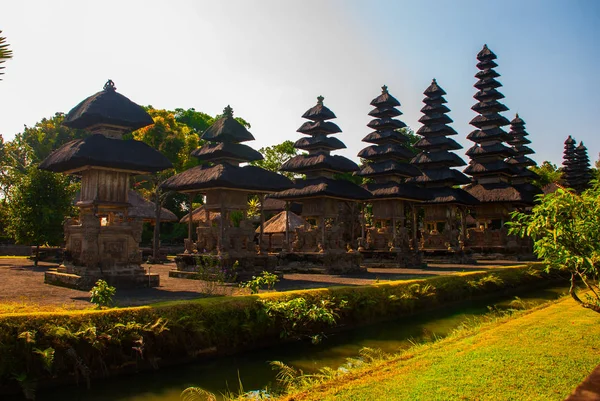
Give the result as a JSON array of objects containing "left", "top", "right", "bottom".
[{"left": 0, "top": 297, "right": 89, "bottom": 314}]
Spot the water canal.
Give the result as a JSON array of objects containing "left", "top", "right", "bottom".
[{"left": 35, "top": 285, "right": 568, "bottom": 401}]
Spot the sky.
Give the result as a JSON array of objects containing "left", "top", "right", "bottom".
[{"left": 1, "top": 0, "right": 599, "bottom": 167}]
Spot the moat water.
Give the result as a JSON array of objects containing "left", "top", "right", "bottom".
[{"left": 36, "top": 285, "right": 568, "bottom": 401}]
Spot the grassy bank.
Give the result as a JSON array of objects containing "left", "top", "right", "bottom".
[
  {"left": 277, "top": 295, "right": 600, "bottom": 401},
  {"left": 0, "top": 263, "right": 561, "bottom": 398}
]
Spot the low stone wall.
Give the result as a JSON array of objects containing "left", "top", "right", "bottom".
[{"left": 0, "top": 245, "right": 31, "bottom": 256}]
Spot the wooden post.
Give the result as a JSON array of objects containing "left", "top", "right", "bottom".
[
  {"left": 285, "top": 201, "right": 290, "bottom": 250},
  {"left": 392, "top": 204, "right": 397, "bottom": 248},
  {"left": 219, "top": 202, "right": 225, "bottom": 252},
  {"left": 187, "top": 193, "right": 194, "bottom": 242},
  {"left": 321, "top": 216, "right": 326, "bottom": 251},
  {"left": 259, "top": 194, "right": 265, "bottom": 253},
  {"left": 411, "top": 203, "right": 418, "bottom": 249},
  {"left": 460, "top": 206, "right": 467, "bottom": 248},
  {"left": 360, "top": 202, "right": 365, "bottom": 244}
]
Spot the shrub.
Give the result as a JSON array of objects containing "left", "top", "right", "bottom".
[{"left": 89, "top": 280, "right": 116, "bottom": 309}]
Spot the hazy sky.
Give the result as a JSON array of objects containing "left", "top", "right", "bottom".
[{"left": 1, "top": 0, "right": 599, "bottom": 167}]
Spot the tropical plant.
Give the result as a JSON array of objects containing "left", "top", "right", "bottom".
[
  {"left": 529, "top": 161, "right": 563, "bottom": 188},
  {"left": 250, "top": 140, "right": 298, "bottom": 179},
  {"left": 508, "top": 181, "right": 600, "bottom": 313},
  {"left": 89, "top": 279, "right": 116, "bottom": 309},
  {"left": 240, "top": 271, "right": 279, "bottom": 294}
]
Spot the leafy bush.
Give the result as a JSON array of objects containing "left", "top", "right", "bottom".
[
  {"left": 89, "top": 279, "right": 116, "bottom": 309},
  {"left": 241, "top": 271, "right": 280, "bottom": 294}
]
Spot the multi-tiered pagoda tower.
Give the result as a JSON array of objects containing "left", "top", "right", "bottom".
[
  {"left": 271, "top": 96, "right": 370, "bottom": 273},
  {"left": 161, "top": 106, "right": 292, "bottom": 275},
  {"left": 356, "top": 85, "right": 427, "bottom": 263},
  {"left": 505, "top": 114, "right": 539, "bottom": 194},
  {"left": 40, "top": 80, "right": 173, "bottom": 288},
  {"left": 408, "top": 79, "right": 477, "bottom": 254},
  {"left": 561, "top": 136, "right": 578, "bottom": 189},
  {"left": 463, "top": 45, "right": 535, "bottom": 254},
  {"left": 574, "top": 142, "right": 593, "bottom": 193}
]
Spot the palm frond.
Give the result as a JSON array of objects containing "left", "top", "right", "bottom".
[{"left": 0, "top": 30, "right": 13, "bottom": 81}]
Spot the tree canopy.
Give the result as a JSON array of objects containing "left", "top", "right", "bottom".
[
  {"left": 250, "top": 140, "right": 298, "bottom": 179},
  {"left": 529, "top": 161, "right": 562, "bottom": 189}
]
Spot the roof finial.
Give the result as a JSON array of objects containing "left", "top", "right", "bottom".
[
  {"left": 223, "top": 105, "right": 234, "bottom": 118},
  {"left": 381, "top": 85, "right": 388, "bottom": 94},
  {"left": 432, "top": 78, "right": 437, "bottom": 85},
  {"left": 317, "top": 95, "right": 324, "bottom": 105},
  {"left": 515, "top": 112, "right": 519, "bottom": 118},
  {"left": 103, "top": 80, "right": 116, "bottom": 91}
]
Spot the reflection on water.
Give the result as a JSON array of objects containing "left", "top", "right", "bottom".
[{"left": 35, "top": 286, "right": 568, "bottom": 401}]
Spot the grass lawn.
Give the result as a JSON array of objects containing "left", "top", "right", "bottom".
[{"left": 278, "top": 295, "right": 600, "bottom": 401}]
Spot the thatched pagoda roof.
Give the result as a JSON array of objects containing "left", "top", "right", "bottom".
[
  {"left": 411, "top": 151, "right": 467, "bottom": 167},
  {"left": 281, "top": 153, "right": 359, "bottom": 174},
  {"left": 358, "top": 144, "right": 415, "bottom": 161},
  {"left": 416, "top": 124, "right": 459, "bottom": 137},
  {"left": 466, "top": 127, "right": 510, "bottom": 142},
  {"left": 301, "top": 96, "right": 336, "bottom": 121},
  {"left": 191, "top": 142, "right": 263, "bottom": 163},
  {"left": 357, "top": 160, "right": 422, "bottom": 178},
  {"left": 405, "top": 168, "right": 471, "bottom": 186},
  {"left": 414, "top": 136, "right": 462, "bottom": 151},
  {"left": 423, "top": 187, "right": 479, "bottom": 205},
  {"left": 465, "top": 143, "right": 515, "bottom": 158},
  {"left": 464, "top": 161, "right": 516, "bottom": 176},
  {"left": 39, "top": 134, "right": 173, "bottom": 173},
  {"left": 370, "top": 85, "right": 401, "bottom": 107},
  {"left": 368, "top": 105, "right": 402, "bottom": 118},
  {"left": 366, "top": 118, "right": 406, "bottom": 131},
  {"left": 180, "top": 205, "right": 221, "bottom": 223},
  {"left": 201, "top": 105, "right": 254, "bottom": 143},
  {"left": 294, "top": 136, "right": 346, "bottom": 151},
  {"left": 256, "top": 211, "right": 305, "bottom": 234},
  {"left": 364, "top": 182, "right": 430, "bottom": 201},
  {"left": 63, "top": 80, "right": 154, "bottom": 131},
  {"left": 464, "top": 182, "right": 536, "bottom": 204},
  {"left": 297, "top": 120, "right": 342, "bottom": 135},
  {"left": 160, "top": 163, "right": 292, "bottom": 193},
  {"left": 262, "top": 198, "right": 303, "bottom": 214},
  {"left": 270, "top": 177, "right": 372, "bottom": 201},
  {"left": 362, "top": 130, "right": 409, "bottom": 144}
]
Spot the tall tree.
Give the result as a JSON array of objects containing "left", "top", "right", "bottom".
[
  {"left": 6, "top": 167, "right": 77, "bottom": 265},
  {"left": 0, "top": 30, "right": 12, "bottom": 80},
  {"left": 250, "top": 140, "right": 299, "bottom": 179},
  {"left": 529, "top": 161, "right": 562, "bottom": 189}
]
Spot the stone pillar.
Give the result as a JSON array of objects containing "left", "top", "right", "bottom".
[{"left": 259, "top": 194, "right": 265, "bottom": 253}]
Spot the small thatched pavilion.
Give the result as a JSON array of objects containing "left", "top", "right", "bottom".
[
  {"left": 160, "top": 105, "right": 292, "bottom": 273},
  {"left": 356, "top": 85, "right": 428, "bottom": 265},
  {"left": 39, "top": 80, "right": 172, "bottom": 288},
  {"left": 407, "top": 79, "right": 478, "bottom": 256},
  {"left": 255, "top": 211, "right": 306, "bottom": 252}
]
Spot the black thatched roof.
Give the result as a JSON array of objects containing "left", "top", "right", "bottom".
[
  {"left": 477, "top": 44, "right": 497, "bottom": 61},
  {"left": 465, "top": 182, "right": 536, "bottom": 204},
  {"left": 367, "top": 117, "right": 406, "bottom": 131},
  {"left": 191, "top": 142, "right": 263, "bottom": 163},
  {"left": 466, "top": 143, "right": 515, "bottom": 158},
  {"left": 160, "top": 163, "right": 292, "bottom": 193},
  {"left": 469, "top": 113, "right": 510, "bottom": 129},
  {"left": 417, "top": 124, "right": 459, "bottom": 137},
  {"left": 39, "top": 134, "right": 172, "bottom": 173},
  {"left": 270, "top": 176, "right": 372, "bottom": 201},
  {"left": 424, "top": 187, "right": 479, "bottom": 205},
  {"left": 463, "top": 160, "right": 515, "bottom": 176},
  {"left": 294, "top": 136, "right": 346, "bottom": 151},
  {"left": 414, "top": 136, "right": 462, "bottom": 151},
  {"left": 301, "top": 96, "right": 336, "bottom": 121},
  {"left": 471, "top": 100, "right": 509, "bottom": 114},
  {"left": 411, "top": 151, "right": 467, "bottom": 167},
  {"left": 357, "top": 160, "right": 422, "bottom": 178},
  {"left": 358, "top": 144, "right": 415, "bottom": 161},
  {"left": 467, "top": 127, "right": 510, "bottom": 142},
  {"left": 297, "top": 120, "right": 342, "bottom": 135},
  {"left": 201, "top": 105, "right": 254, "bottom": 143},
  {"left": 262, "top": 198, "right": 303, "bottom": 214},
  {"left": 63, "top": 80, "right": 154, "bottom": 131},
  {"left": 364, "top": 182, "right": 430, "bottom": 201},
  {"left": 405, "top": 168, "right": 471, "bottom": 186},
  {"left": 370, "top": 85, "right": 401, "bottom": 107},
  {"left": 281, "top": 153, "right": 358, "bottom": 174},
  {"left": 368, "top": 105, "right": 402, "bottom": 118},
  {"left": 362, "top": 130, "right": 409, "bottom": 144}
]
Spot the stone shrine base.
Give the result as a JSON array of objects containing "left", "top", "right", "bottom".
[
  {"left": 359, "top": 249, "right": 425, "bottom": 268},
  {"left": 420, "top": 249, "right": 476, "bottom": 265},
  {"left": 45, "top": 263, "right": 159, "bottom": 290},
  {"left": 170, "top": 253, "right": 278, "bottom": 282},
  {"left": 276, "top": 251, "right": 365, "bottom": 275}
]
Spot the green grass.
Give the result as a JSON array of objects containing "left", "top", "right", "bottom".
[{"left": 278, "top": 295, "right": 600, "bottom": 401}]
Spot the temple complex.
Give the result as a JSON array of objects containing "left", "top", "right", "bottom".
[
  {"left": 270, "top": 96, "right": 371, "bottom": 273},
  {"left": 356, "top": 85, "right": 427, "bottom": 266},
  {"left": 407, "top": 79, "right": 478, "bottom": 257},
  {"left": 160, "top": 105, "right": 292, "bottom": 277},
  {"left": 561, "top": 136, "right": 578, "bottom": 189},
  {"left": 39, "top": 80, "right": 172, "bottom": 288},
  {"left": 506, "top": 114, "right": 540, "bottom": 195},
  {"left": 574, "top": 142, "right": 593, "bottom": 193},
  {"left": 463, "top": 45, "right": 536, "bottom": 255}
]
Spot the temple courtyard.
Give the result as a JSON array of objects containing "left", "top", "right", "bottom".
[{"left": 0, "top": 257, "right": 519, "bottom": 311}]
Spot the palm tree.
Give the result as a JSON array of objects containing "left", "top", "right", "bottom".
[{"left": 0, "top": 30, "right": 13, "bottom": 80}]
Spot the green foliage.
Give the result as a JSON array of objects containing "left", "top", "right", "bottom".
[
  {"left": 241, "top": 271, "right": 280, "bottom": 294},
  {"left": 89, "top": 280, "right": 116, "bottom": 309},
  {"left": 508, "top": 182, "right": 600, "bottom": 312},
  {"left": 399, "top": 127, "right": 420, "bottom": 155},
  {"left": 5, "top": 166, "right": 77, "bottom": 254},
  {"left": 0, "top": 30, "right": 13, "bottom": 80},
  {"left": 529, "top": 161, "right": 563, "bottom": 188},
  {"left": 250, "top": 140, "right": 298, "bottom": 179},
  {"left": 174, "top": 108, "right": 214, "bottom": 135},
  {"left": 0, "top": 264, "right": 556, "bottom": 396}
]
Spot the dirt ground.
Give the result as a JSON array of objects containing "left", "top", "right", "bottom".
[{"left": 0, "top": 258, "right": 520, "bottom": 311}]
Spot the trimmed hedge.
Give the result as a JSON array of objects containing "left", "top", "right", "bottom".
[{"left": 0, "top": 263, "right": 559, "bottom": 397}]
